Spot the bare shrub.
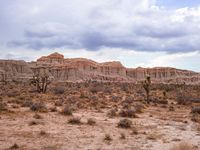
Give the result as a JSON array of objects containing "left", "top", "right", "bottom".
[
  {"left": 68, "top": 117, "right": 82, "bottom": 125},
  {"left": 29, "top": 120, "right": 38, "bottom": 126},
  {"left": 118, "top": 119, "right": 132, "bottom": 128},
  {"left": 33, "top": 113, "right": 43, "bottom": 119},
  {"left": 89, "top": 85, "right": 104, "bottom": 93},
  {"left": 107, "top": 109, "right": 118, "bottom": 118},
  {"left": 87, "top": 118, "right": 96, "bottom": 125},
  {"left": 170, "top": 142, "right": 196, "bottom": 150},
  {"left": 54, "top": 99, "right": 63, "bottom": 106},
  {"left": 21, "top": 100, "right": 33, "bottom": 107},
  {"left": 53, "top": 86, "right": 65, "bottom": 94},
  {"left": 60, "top": 105, "right": 72, "bottom": 116},
  {"left": 30, "top": 103, "right": 47, "bottom": 112},
  {"left": 104, "top": 134, "right": 112, "bottom": 141},
  {"left": 120, "top": 133, "right": 126, "bottom": 139},
  {"left": 191, "top": 113, "right": 200, "bottom": 123},
  {"left": 39, "top": 130, "right": 47, "bottom": 136},
  {"left": 176, "top": 94, "right": 191, "bottom": 105},
  {"left": 191, "top": 107, "right": 200, "bottom": 114},
  {"left": 119, "top": 108, "right": 137, "bottom": 118},
  {"left": 8, "top": 143, "right": 19, "bottom": 149},
  {"left": 0, "top": 101, "right": 7, "bottom": 112},
  {"left": 7, "top": 91, "right": 20, "bottom": 97}
]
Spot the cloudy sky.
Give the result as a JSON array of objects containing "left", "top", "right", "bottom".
[{"left": 0, "top": 0, "right": 200, "bottom": 71}]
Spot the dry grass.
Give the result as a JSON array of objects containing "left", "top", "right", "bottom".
[
  {"left": 170, "top": 142, "right": 196, "bottom": 150},
  {"left": 87, "top": 118, "right": 96, "bottom": 125},
  {"left": 117, "top": 119, "right": 132, "bottom": 128},
  {"left": 68, "top": 117, "right": 82, "bottom": 125},
  {"left": 104, "top": 134, "right": 112, "bottom": 141}
]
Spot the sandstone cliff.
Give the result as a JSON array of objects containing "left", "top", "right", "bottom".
[{"left": 0, "top": 52, "right": 199, "bottom": 84}]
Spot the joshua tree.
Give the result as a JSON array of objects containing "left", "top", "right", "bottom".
[
  {"left": 142, "top": 75, "right": 151, "bottom": 104},
  {"left": 30, "top": 68, "right": 51, "bottom": 93}
]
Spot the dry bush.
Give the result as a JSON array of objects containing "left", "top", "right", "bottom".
[
  {"left": 8, "top": 143, "right": 19, "bottom": 149},
  {"left": 170, "top": 142, "right": 196, "bottom": 150},
  {"left": 191, "top": 113, "right": 200, "bottom": 123},
  {"left": 87, "top": 118, "right": 96, "bottom": 125},
  {"left": 21, "top": 100, "right": 33, "bottom": 107},
  {"left": 33, "top": 113, "right": 43, "bottom": 119},
  {"left": 54, "top": 100, "right": 63, "bottom": 106},
  {"left": 89, "top": 85, "right": 104, "bottom": 93},
  {"left": 7, "top": 91, "right": 20, "bottom": 97},
  {"left": 118, "top": 119, "right": 132, "bottom": 128},
  {"left": 191, "top": 107, "right": 200, "bottom": 114},
  {"left": 176, "top": 94, "right": 191, "bottom": 105},
  {"left": 0, "top": 101, "right": 7, "bottom": 112},
  {"left": 104, "top": 134, "right": 112, "bottom": 141},
  {"left": 107, "top": 109, "right": 118, "bottom": 118},
  {"left": 123, "top": 96, "right": 134, "bottom": 104},
  {"left": 134, "top": 103, "right": 144, "bottom": 113},
  {"left": 29, "top": 120, "right": 39, "bottom": 126},
  {"left": 30, "top": 103, "right": 47, "bottom": 112},
  {"left": 68, "top": 117, "right": 82, "bottom": 125},
  {"left": 53, "top": 86, "right": 65, "bottom": 94},
  {"left": 39, "top": 130, "right": 47, "bottom": 136},
  {"left": 119, "top": 108, "right": 137, "bottom": 118},
  {"left": 60, "top": 105, "right": 72, "bottom": 116},
  {"left": 120, "top": 133, "right": 126, "bottom": 139},
  {"left": 169, "top": 106, "right": 175, "bottom": 111}
]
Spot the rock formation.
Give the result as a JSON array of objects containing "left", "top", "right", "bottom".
[{"left": 0, "top": 52, "right": 200, "bottom": 84}]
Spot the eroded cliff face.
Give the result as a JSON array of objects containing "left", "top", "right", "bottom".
[
  {"left": 0, "top": 60, "right": 33, "bottom": 82},
  {"left": 0, "top": 52, "right": 200, "bottom": 84}
]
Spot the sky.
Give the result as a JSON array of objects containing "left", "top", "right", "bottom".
[{"left": 0, "top": 0, "right": 200, "bottom": 71}]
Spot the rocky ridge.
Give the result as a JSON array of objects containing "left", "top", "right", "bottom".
[{"left": 0, "top": 52, "right": 200, "bottom": 84}]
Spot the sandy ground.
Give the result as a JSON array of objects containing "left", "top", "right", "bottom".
[{"left": 0, "top": 105, "right": 200, "bottom": 150}]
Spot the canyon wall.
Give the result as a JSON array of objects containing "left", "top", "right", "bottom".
[{"left": 0, "top": 52, "right": 200, "bottom": 84}]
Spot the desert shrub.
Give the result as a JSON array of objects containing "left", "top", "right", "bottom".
[
  {"left": 123, "top": 96, "right": 134, "bottom": 104},
  {"left": 120, "top": 133, "right": 126, "bottom": 139},
  {"left": 33, "top": 113, "right": 43, "bottom": 119},
  {"left": 169, "top": 106, "right": 175, "bottom": 111},
  {"left": 119, "top": 108, "right": 137, "bottom": 118},
  {"left": 0, "top": 101, "right": 7, "bottom": 112},
  {"left": 7, "top": 91, "right": 20, "bottom": 97},
  {"left": 30, "top": 103, "right": 47, "bottom": 112},
  {"left": 176, "top": 94, "right": 191, "bottom": 105},
  {"left": 118, "top": 119, "right": 132, "bottom": 128},
  {"left": 170, "top": 142, "right": 196, "bottom": 150},
  {"left": 21, "top": 100, "right": 33, "bottom": 107},
  {"left": 131, "top": 127, "right": 138, "bottom": 135},
  {"left": 191, "top": 113, "right": 200, "bottom": 123},
  {"left": 191, "top": 107, "right": 200, "bottom": 114},
  {"left": 39, "top": 130, "right": 47, "bottom": 136},
  {"left": 53, "top": 86, "right": 65, "bottom": 94},
  {"left": 87, "top": 118, "right": 96, "bottom": 125},
  {"left": 190, "top": 98, "right": 200, "bottom": 103},
  {"left": 29, "top": 120, "right": 38, "bottom": 126},
  {"left": 134, "top": 103, "right": 144, "bottom": 113},
  {"left": 54, "top": 100, "right": 63, "bottom": 106},
  {"left": 68, "top": 117, "right": 82, "bottom": 125},
  {"left": 104, "top": 134, "right": 112, "bottom": 141},
  {"left": 111, "top": 95, "right": 120, "bottom": 102},
  {"left": 103, "top": 87, "right": 112, "bottom": 94},
  {"left": 89, "top": 85, "right": 104, "bottom": 93},
  {"left": 107, "top": 109, "right": 118, "bottom": 118},
  {"left": 49, "top": 106, "right": 57, "bottom": 112},
  {"left": 79, "top": 92, "right": 88, "bottom": 98},
  {"left": 8, "top": 143, "right": 19, "bottom": 149},
  {"left": 60, "top": 105, "right": 72, "bottom": 115}
]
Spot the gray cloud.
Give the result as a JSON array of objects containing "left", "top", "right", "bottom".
[{"left": 1, "top": 0, "right": 200, "bottom": 53}]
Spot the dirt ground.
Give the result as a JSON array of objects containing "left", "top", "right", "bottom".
[{"left": 0, "top": 82, "right": 200, "bottom": 150}]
